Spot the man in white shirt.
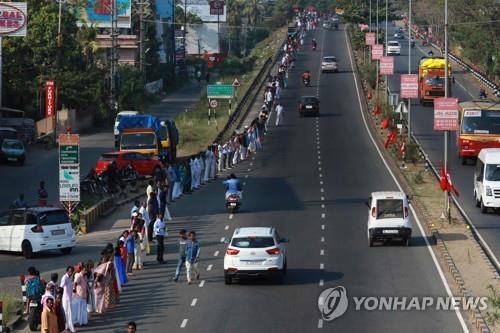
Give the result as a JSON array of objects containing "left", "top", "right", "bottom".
[
  {"left": 130, "top": 200, "right": 140, "bottom": 217},
  {"left": 275, "top": 102, "right": 284, "bottom": 126},
  {"left": 60, "top": 266, "right": 75, "bottom": 332},
  {"left": 153, "top": 214, "right": 167, "bottom": 264},
  {"left": 139, "top": 202, "right": 150, "bottom": 254},
  {"left": 146, "top": 180, "right": 154, "bottom": 200}
]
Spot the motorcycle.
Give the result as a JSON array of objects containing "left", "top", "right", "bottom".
[
  {"left": 303, "top": 78, "right": 310, "bottom": 87},
  {"left": 226, "top": 194, "right": 241, "bottom": 213},
  {"left": 27, "top": 299, "right": 41, "bottom": 331},
  {"left": 312, "top": 44, "right": 317, "bottom": 51}
]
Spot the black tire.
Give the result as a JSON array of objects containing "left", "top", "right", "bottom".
[
  {"left": 22, "top": 241, "right": 34, "bottom": 259},
  {"left": 480, "top": 200, "right": 488, "bottom": 214},
  {"left": 369, "top": 237, "right": 374, "bottom": 247},
  {"left": 475, "top": 192, "right": 481, "bottom": 207},
  {"left": 224, "top": 273, "right": 232, "bottom": 285},
  {"left": 405, "top": 237, "right": 411, "bottom": 247},
  {"left": 28, "top": 306, "right": 39, "bottom": 331},
  {"left": 60, "top": 247, "right": 72, "bottom": 255},
  {"left": 283, "top": 260, "right": 288, "bottom": 275}
]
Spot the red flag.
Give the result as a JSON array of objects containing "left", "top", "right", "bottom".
[
  {"left": 439, "top": 166, "right": 447, "bottom": 191},
  {"left": 447, "top": 172, "right": 460, "bottom": 196},
  {"left": 384, "top": 129, "right": 397, "bottom": 148},
  {"left": 373, "top": 104, "right": 381, "bottom": 116},
  {"left": 368, "top": 91, "right": 373, "bottom": 100},
  {"left": 399, "top": 141, "right": 405, "bottom": 158},
  {"left": 381, "top": 117, "right": 391, "bottom": 129}
]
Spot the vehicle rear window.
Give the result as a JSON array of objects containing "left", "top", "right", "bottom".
[
  {"left": 388, "top": 42, "right": 399, "bottom": 46},
  {"left": 376, "top": 199, "right": 403, "bottom": 219},
  {"left": 302, "top": 97, "right": 318, "bottom": 104},
  {"left": 231, "top": 237, "right": 275, "bottom": 248},
  {"left": 2, "top": 140, "right": 23, "bottom": 150},
  {"left": 323, "top": 57, "right": 336, "bottom": 63},
  {"left": 38, "top": 211, "right": 70, "bottom": 226}
]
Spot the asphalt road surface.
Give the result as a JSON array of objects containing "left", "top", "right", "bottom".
[
  {"left": 384, "top": 25, "right": 500, "bottom": 264},
  {"left": 4, "top": 26, "right": 469, "bottom": 332},
  {"left": 70, "top": 26, "right": 466, "bottom": 332}
]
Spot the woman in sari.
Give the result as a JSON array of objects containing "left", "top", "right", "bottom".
[
  {"left": 94, "top": 255, "right": 110, "bottom": 314},
  {"left": 114, "top": 244, "right": 127, "bottom": 286},
  {"left": 182, "top": 161, "right": 192, "bottom": 194},
  {"left": 85, "top": 260, "right": 96, "bottom": 314}
]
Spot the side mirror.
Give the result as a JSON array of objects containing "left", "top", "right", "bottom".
[
  {"left": 279, "top": 238, "right": 289, "bottom": 243},
  {"left": 476, "top": 175, "right": 482, "bottom": 182},
  {"left": 224, "top": 239, "right": 230, "bottom": 244}
]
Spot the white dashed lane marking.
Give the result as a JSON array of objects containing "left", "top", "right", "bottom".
[
  {"left": 319, "top": 279, "right": 324, "bottom": 286},
  {"left": 320, "top": 249, "right": 324, "bottom": 256},
  {"left": 321, "top": 204, "right": 325, "bottom": 209},
  {"left": 320, "top": 263, "right": 324, "bottom": 270},
  {"left": 245, "top": 175, "right": 249, "bottom": 178},
  {"left": 320, "top": 188, "right": 324, "bottom": 193},
  {"left": 207, "top": 265, "right": 213, "bottom": 271},
  {"left": 321, "top": 213, "right": 326, "bottom": 219},
  {"left": 225, "top": 225, "right": 229, "bottom": 230},
  {"left": 220, "top": 237, "right": 225, "bottom": 243},
  {"left": 321, "top": 236, "right": 325, "bottom": 242},
  {"left": 199, "top": 280, "right": 205, "bottom": 288},
  {"left": 181, "top": 319, "right": 188, "bottom": 328},
  {"left": 321, "top": 224, "right": 325, "bottom": 230},
  {"left": 229, "top": 214, "right": 233, "bottom": 220},
  {"left": 213, "top": 251, "right": 219, "bottom": 257},
  {"left": 319, "top": 181, "right": 323, "bottom": 185},
  {"left": 191, "top": 298, "right": 197, "bottom": 307},
  {"left": 321, "top": 196, "right": 325, "bottom": 201},
  {"left": 318, "top": 319, "right": 324, "bottom": 328},
  {"left": 319, "top": 173, "right": 323, "bottom": 178}
]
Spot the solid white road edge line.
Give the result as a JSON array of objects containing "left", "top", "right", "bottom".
[{"left": 344, "top": 28, "right": 469, "bottom": 333}]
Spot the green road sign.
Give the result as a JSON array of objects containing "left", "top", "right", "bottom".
[
  {"left": 59, "top": 145, "right": 79, "bottom": 164},
  {"left": 207, "top": 85, "right": 234, "bottom": 99}
]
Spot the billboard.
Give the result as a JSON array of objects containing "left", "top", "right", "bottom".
[
  {"left": 379, "top": 56, "right": 394, "bottom": 75},
  {"left": 400, "top": 74, "right": 419, "bottom": 99},
  {"left": 75, "top": 0, "right": 131, "bottom": 29},
  {"left": 434, "top": 98, "right": 459, "bottom": 131},
  {"left": 186, "top": 0, "right": 226, "bottom": 22},
  {"left": 0, "top": 2, "right": 27, "bottom": 37},
  {"left": 59, "top": 134, "right": 80, "bottom": 202},
  {"left": 45, "top": 81, "right": 55, "bottom": 118}
]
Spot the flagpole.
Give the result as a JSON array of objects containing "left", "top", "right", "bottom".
[
  {"left": 444, "top": 0, "right": 450, "bottom": 223},
  {"left": 407, "top": 0, "right": 412, "bottom": 143}
]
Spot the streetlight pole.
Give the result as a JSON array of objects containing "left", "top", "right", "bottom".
[
  {"left": 110, "top": 0, "right": 118, "bottom": 112},
  {"left": 184, "top": 0, "right": 187, "bottom": 63},
  {"left": 384, "top": 0, "right": 388, "bottom": 104},
  {"left": 407, "top": 0, "right": 412, "bottom": 142},
  {"left": 375, "top": 0, "right": 379, "bottom": 103},
  {"left": 444, "top": 0, "right": 450, "bottom": 219},
  {"left": 369, "top": 0, "right": 372, "bottom": 32}
]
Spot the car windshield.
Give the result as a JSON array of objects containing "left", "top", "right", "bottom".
[
  {"left": 231, "top": 237, "right": 275, "bottom": 248},
  {"left": 388, "top": 42, "right": 399, "bottom": 47},
  {"left": 38, "top": 211, "right": 70, "bottom": 226},
  {"left": 2, "top": 140, "right": 23, "bottom": 150},
  {"left": 376, "top": 199, "right": 403, "bottom": 219},
  {"left": 0, "top": 129, "right": 17, "bottom": 140},
  {"left": 323, "top": 57, "right": 336, "bottom": 63},
  {"left": 99, "top": 154, "right": 117, "bottom": 161},
  {"left": 424, "top": 76, "right": 444, "bottom": 87},
  {"left": 485, "top": 164, "right": 500, "bottom": 181},
  {"left": 121, "top": 133, "right": 157, "bottom": 149},
  {"left": 461, "top": 110, "right": 500, "bottom": 135}
]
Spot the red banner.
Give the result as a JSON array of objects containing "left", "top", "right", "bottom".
[
  {"left": 380, "top": 56, "right": 394, "bottom": 75},
  {"left": 434, "top": 98, "right": 459, "bottom": 131},
  {"left": 400, "top": 74, "right": 419, "bottom": 99},
  {"left": 45, "top": 80, "right": 55, "bottom": 118},
  {"left": 371, "top": 44, "right": 383, "bottom": 60},
  {"left": 365, "top": 32, "right": 375, "bottom": 45}
]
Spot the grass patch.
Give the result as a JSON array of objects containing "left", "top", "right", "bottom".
[
  {"left": 0, "top": 290, "right": 20, "bottom": 325},
  {"left": 176, "top": 27, "right": 286, "bottom": 157}
]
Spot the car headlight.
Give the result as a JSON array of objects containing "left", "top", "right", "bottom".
[{"left": 486, "top": 186, "right": 493, "bottom": 196}]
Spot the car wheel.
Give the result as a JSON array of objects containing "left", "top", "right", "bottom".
[
  {"left": 480, "top": 199, "right": 488, "bottom": 214},
  {"left": 22, "top": 241, "right": 34, "bottom": 259},
  {"left": 224, "top": 272, "right": 232, "bottom": 285},
  {"left": 283, "top": 260, "right": 288, "bottom": 275},
  {"left": 60, "top": 247, "right": 72, "bottom": 255},
  {"left": 475, "top": 192, "right": 481, "bottom": 207},
  {"left": 405, "top": 237, "right": 411, "bottom": 247},
  {"left": 369, "top": 237, "right": 374, "bottom": 247}
]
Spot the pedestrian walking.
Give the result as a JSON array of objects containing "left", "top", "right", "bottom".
[
  {"left": 128, "top": 321, "right": 137, "bottom": 333},
  {"left": 126, "top": 230, "right": 135, "bottom": 275},
  {"left": 196, "top": 69, "right": 202, "bottom": 86},
  {"left": 139, "top": 202, "right": 151, "bottom": 254},
  {"left": 59, "top": 266, "right": 75, "bottom": 332},
  {"left": 38, "top": 181, "right": 48, "bottom": 206},
  {"left": 185, "top": 231, "right": 200, "bottom": 285},
  {"left": 72, "top": 264, "right": 88, "bottom": 326},
  {"left": 275, "top": 102, "right": 284, "bottom": 126},
  {"left": 147, "top": 191, "right": 159, "bottom": 243},
  {"left": 173, "top": 229, "right": 188, "bottom": 282},
  {"left": 41, "top": 296, "right": 58, "bottom": 333},
  {"left": 153, "top": 214, "right": 167, "bottom": 263}
]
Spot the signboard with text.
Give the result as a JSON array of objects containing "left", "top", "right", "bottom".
[
  {"left": 434, "top": 98, "right": 459, "bottom": 131},
  {"left": 207, "top": 84, "right": 234, "bottom": 99},
  {"left": 365, "top": 32, "right": 375, "bottom": 45},
  {"left": 380, "top": 56, "right": 394, "bottom": 75},
  {"left": 0, "top": 2, "right": 27, "bottom": 37},
  {"left": 371, "top": 44, "right": 383, "bottom": 60},
  {"left": 45, "top": 80, "right": 55, "bottom": 118},
  {"left": 209, "top": 0, "right": 225, "bottom": 15},
  {"left": 59, "top": 134, "right": 80, "bottom": 202},
  {"left": 400, "top": 74, "right": 419, "bottom": 99},
  {"left": 74, "top": 0, "right": 132, "bottom": 29}
]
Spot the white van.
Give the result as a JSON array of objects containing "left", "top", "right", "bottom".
[
  {"left": 474, "top": 148, "right": 500, "bottom": 213},
  {"left": 114, "top": 110, "right": 139, "bottom": 136},
  {"left": 367, "top": 191, "right": 412, "bottom": 247},
  {"left": 0, "top": 207, "right": 76, "bottom": 258}
]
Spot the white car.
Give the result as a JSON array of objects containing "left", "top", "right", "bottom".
[
  {"left": 367, "top": 191, "right": 412, "bottom": 247},
  {"left": 0, "top": 207, "right": 76, "bottom": 258},
  {"left": 321, "top": 56, "right": 338, "bottom": 73},
  {"left": 387, "top": 41, "right": 401, "bottom": 55},
  {"left": 224, "top": 227, "right": 288, "bottom": 284},
  {"left": 114, "top": 110, "right": 139, "bottom": 136},
  {"left": 474, "top": 148, "right": 500, "bottom": 213}
]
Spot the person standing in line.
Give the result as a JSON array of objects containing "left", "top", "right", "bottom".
[
  {"left": 139, "top": 201, "right": 150, "bottom": 254},
  {"left": 166, "top": 164, "right": 176, "bottom": 203},
  {"left": 126, "top": 230, "right": 135, "bottom": 275},
  {"left": 133, "top": 225, "right": 144, "bottom": 270},
  {"left": 59, "top": 266, "right": 75, "bottom": 333},
  {"left": 41, "top": 296, "right": 58, "bottom": 333},
  {"left": 153, "top": 214, "right": 167, "bottom": 264},
  {"left": 217, "top": 144, "right": 224, "bottom": 172},
  {"left": 203, "top": 147, "right": 212, "bottom": 183},
  {"left": 127, "top": 321, "right": 137, "bottom": 333},
  {"left": 54, "top": 288, "right": 66, "bottom": 332},
  {"left": 147, "top": 191, "right": 159, "bottom": 244},
  {"left": 72, "top": 264, "right": 88, "bottom": 326},
  {"left": 130, "top": 200, "right": 140, "bottom": 217},
  {"left": 173, "top": 164, "right": 183, "bottom": 199},
  {"left": 198, "top": 153, "right": 206, "bottom": 186},
  {"left": 146, "top": 180, "right": 155, "bottom": 200},
  {"left": 173, "top": 229, "right": 188, "bottom": 282},
  {"left": 196, "top": 69, "right": 202, "bottom": 86},
  {"left": 185, "top": 231, "right": 200, "bottom": 285},
  {"left": 275, "top": 102, "right": 284, "bottom": 126},
  {"left": 38, "top": 181, "right": 48, "bottom": 206},
  {"left": 210, "top": 145, "right": 217, "bottom": 179},
  {"left": 189, "top": 157, "right": 196, "bottom": 191}
]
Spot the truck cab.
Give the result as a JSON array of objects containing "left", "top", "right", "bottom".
[{"left": 418, "top": 57, "right": 452, "bottom": 105}]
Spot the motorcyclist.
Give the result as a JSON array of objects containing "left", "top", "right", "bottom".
[
  {"left": 312, "top": 38, "right": 317, "bottom": 50},
  {"left": 302, "top": 70, "right": 311, "bottom": 84},
  {"left": 427, "top": 50, "right": 434, "bottom": 57},
  {"left": 223, "top": 173, "right": 242, "bottom": 200},
  {"left": 479, "top": 88, "right": 487, "bottom": 99}
]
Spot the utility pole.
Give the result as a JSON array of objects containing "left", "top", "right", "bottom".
[
  {"left": 407, "top": 0, "right": 412, "bottom": 142},
  {"left": 369, "top": 0, "right": 372, "bottom": 32},
  {"left": 384, "top": 0, "right": 388, "bottom": 104},
  {"left": 444, "top": 0, "right": 450, "bottom": 219},
  {"left": 139, "top": 1, "right": 145, "bottom": 79},
  {"left": 217, "top": 0, "right": 221, "bottom": 54},
  {"left": 110, "top": 0, "right": 118, "bottom": 112},
  {"left": 375, "top": 0, "right": 379, "bottom": 103},
  {"left": 184, "top": 0, "right": 187, "bottom": 63}
]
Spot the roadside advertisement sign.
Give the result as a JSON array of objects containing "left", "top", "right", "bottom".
[
  {"left": 434, "top": 98, "right": 459, "bottom": 131},
  {"left": 400, "top": 74, "right": 419, "bottom": 99},
  {"left": 365, "top": 32, "right": 375, "bottom": 45},
  {"left": 74, "top": 0, "right": 132, "bottom": 29},
  {"left": 379, "top": 56, "right": 394, "bottom": 75},
  {"left": 0, "top": 2, "right": 27, "bottom": 37},
  {"left": 59, "top": 134, "right": 80, "bottom": 202},
  {"left": 45, "top": 80, "right": 55, "bottom": 118},
  {"left": 371, "top": 44, "right": 383, "bottom": 60},
  {"left": 209, "top": 0, "right": 224, "bottom": 15}
]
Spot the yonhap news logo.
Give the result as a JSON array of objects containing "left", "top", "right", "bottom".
[{"left": 318, "top": 286, "right": 489, "bottom": 322}]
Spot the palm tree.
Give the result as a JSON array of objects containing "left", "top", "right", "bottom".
[{"left": 243, "top": 0, "right": 265, "bottom": 27}]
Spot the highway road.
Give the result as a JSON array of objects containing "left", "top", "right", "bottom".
[
  {"left": 384, "top": 25, "right": 500, "bottom": 263},
  {"left": 67, "top": 26, "right": 467, "bottom": 332}
]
